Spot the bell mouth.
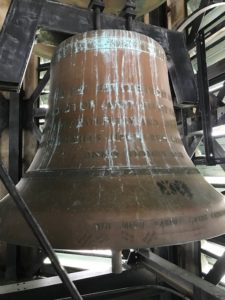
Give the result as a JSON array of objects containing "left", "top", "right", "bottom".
[{"left": 0, "top": 170, "right": 224, "bottom": 249}]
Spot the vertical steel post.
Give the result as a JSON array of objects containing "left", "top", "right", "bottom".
[
  {"left": 196, "top": 30, "right": 215, "bottom": 165},
  {"left": 5, "top": 91, "right": 23, "bottom": 280}
]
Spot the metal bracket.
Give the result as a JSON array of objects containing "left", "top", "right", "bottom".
[
  {"left": 120, "top": 0, "right": 136, "bottom": 30},
  {"left": 88, "top": 0, "right": 105, "bottom": 29}
]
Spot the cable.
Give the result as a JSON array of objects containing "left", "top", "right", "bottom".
[{"left": 57, "top": 284, "right": 190, "bottom": 300}]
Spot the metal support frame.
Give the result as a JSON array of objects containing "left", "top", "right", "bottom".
[
  {"left": 0, "top": 0, "right": 197, "bottom": 104},
  {"left": 2, "top": 249, "right": 225, "bottom": 299},
  {"left": 186, "top": 0, "right": 210, "bottom": 49},
  {"left": 217, "top": 82, "right": 225, "bottom": 105},
  {"left": 4, "top": 91, "right": 23, "bottom": 280},
  {"left": 176, "top": 1, "right": 225, "bottom": 164},
  {"left": 8, "top": 91, "right": 23, "bottom": 183},
  {"left": 0, "top": 0, "right": 45, "bottom": 91},
  {"left": 0, "top": 93, "right": 9, "bottom": 133},
  {"left": 28, "top": 69, "right": 50, "bottom": 105},
  {"left": 0, "top": 268, "right": 157, "bottom": 300},
  {"left": 196, "top": 30, "right": 216, "bottom": 165},
  {"left": 193, "top": 157, "right": 225, "bottom": 165},
  {"left": 128, "top": 251, "right": 225, "bottom": 300},
  {"left": 204, "top": 251, "right": 225, "bottom": 285}
]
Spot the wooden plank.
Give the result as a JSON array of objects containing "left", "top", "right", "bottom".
[
  {"left": 0, "top": 0, "right": 11, "bottom": 31},
  {"left": 167, "top": 0, "right": 186, "bottom": 30}
]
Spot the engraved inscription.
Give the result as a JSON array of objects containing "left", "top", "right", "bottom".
[
  {"left": 41, "top": 133, "right": 183, "bottom": 147},
  {"left": 86, "top": 150, "right": 184, "bottom": 160},
  {"left": 159, "top": 216, "right": 183, "bottom": 227},
  {"left": 156, "top": 180, "right": 193, "bottom": 199},
  {"left": 54, "top": 100, "right": 174, "bottom": 115},
  {"left": 97, "top": 83, "right": 168, "bottom": 99},
  {"left": 211, "top": 210, "right": 225, "bottom": 219},
  {"left": 121, "top": 220, "right": 145, "bottom": 230},
  {"left": 152, "top": 216, "right": 184, "bottom": 227},
  {"left": 70, "top": 116, "right": 160, "bottom": 127},
  {"left": 87, "top": 151, "right": 119, "bottom": 159},
  {"left": 55, "top": 36, "right": 165, "bottom": 62},
  {"left": 95, "top": 222, "right": 111, "bottom": 231},
  {"left": 189, "top": 214, "right": 208, "bottom": 224}
]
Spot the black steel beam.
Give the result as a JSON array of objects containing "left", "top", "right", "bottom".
[
  {"left": 187, "top": 0, "right": 210, "bottom": 49},
  {"left": 204, "top": 251, "right": 225, "bottom": 285},
  {"left": 8, "top": 91, "right": 22, "bottom": 183},
  {"left": 201, "top": 248, "right": 220, "bottom": 260},
  {"left": 38, "top": 62, "right": 50, "bottom": 72},
  {"left": 210, "top": 236, "right": 225, "bottom": 246},
  {"left": 196, "top": 30, "right": 215, "bottom": 165},
  {"left": 166, "top": 31, "right": 197, "bottom": 105},
  {"left": 0, "top": 0, "right": 197, "bottom": 104},
  {"left": 5, "top": 91, "right": 23, "bottom": 281},
  {"left": 204, "top": 18, "right": 225, "bottom": 39},
  {"left": 0, "top": 268, "right": 156, "bottom": 300},
  {"left": 28, "top": 69, "right": 50, "bottom": 104},
  {"left": 0, "top": 0, "right": 45, "bottom": 91},
  {"left": 217, "top": 82, "right": 225, "bottom": 104},
  {"left": 208, "top": 58, "right": 225, "bottom": 84},
  {"left": 0, "top": 93, "right": 9, "bottom": 133},
  {"left": 193, "top": 157, "right": 225, "bottom": 165},
  {"left": 202, "top": 11, "right": 225, "bottom": 34}
]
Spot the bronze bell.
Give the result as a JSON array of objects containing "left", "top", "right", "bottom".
[{"left": 1, "top": 30, "right": 225, "bottom": 250}]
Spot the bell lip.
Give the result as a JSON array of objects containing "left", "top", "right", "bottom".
[
  {"left": 51, "top": 29, "right": 165, "bottom": 66},
  {"left": 1, "top": 230, "right": 225, "bottom": 250}
]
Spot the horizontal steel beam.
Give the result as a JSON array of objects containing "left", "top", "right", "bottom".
[
  {"left": 0, "top": 267, "right": 156, "bottom": 300},
  {"left": 193, "top": 157, "right": 225, "bottom": 165}
]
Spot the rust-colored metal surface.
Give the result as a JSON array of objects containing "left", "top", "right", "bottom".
[{"left": 1, "top": 30, "right": 225, "bottom": 250}]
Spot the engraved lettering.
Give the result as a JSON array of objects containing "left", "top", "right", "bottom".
[
  {"left": 211, "top": 210, "right": 225, "bottom": 219},
  {"left": 86, "top": 151, "right": 119, "bottom": 159},
  {"left": 189, "top": 215, "right": 208, "bottom": 224},
  {"left": 122, "top": 221, "right": 145, "bottom": 230},
  {"left": 95, "top": 223, "right": 111, "bottom": 231},
  {"left": 157, "top": 180, "right": 193, "bottom": 199}
]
